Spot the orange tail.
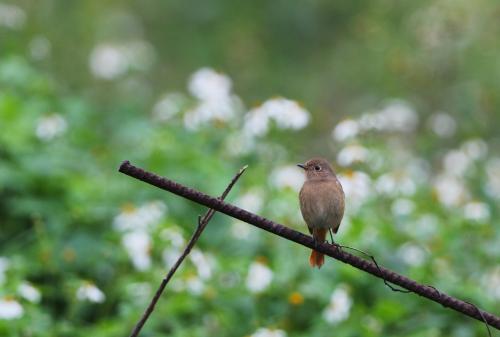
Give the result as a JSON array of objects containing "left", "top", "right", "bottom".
[
  {"left": 309, "top": 228, "right": 327, "bottom": 268},
  {"left": 309, "top": 250, "right": 325, "bottom": 268}
]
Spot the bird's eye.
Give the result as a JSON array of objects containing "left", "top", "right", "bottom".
[{"left": 314, "top": 165, "right": 321, "bottom": 171}]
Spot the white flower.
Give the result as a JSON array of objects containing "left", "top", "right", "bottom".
[
  {"left": 0, "top": 3, "right": 25, "bottom": 29},
  {"left": 160, "top": 227, "right": 185, "bottom": 248},
  {"left": 243, "top": 108, "right": 270, "bottom": 137},
  {"left": 188, "top": 68, "right": 232, "bottom": 101},
  {"left": 485, "top": 158, "right": 500, "bottom": 199},
  {"left": 76, "top": 282, "right": 105, "bottom": 303},
  {"left": 443, "top": 150, "right": 470, "bottom": 177},
  {"left": 243, "top": 98, "right": 310, "bottom": 137},
  {"left": 0, "top": 298, "right": 23, "bottom": 320},
  {"left": 122, "top": 231, "right": 151, "bottom": 271},
  {"left": 0, "top": 257, "right": 9, "bottom": 285},
  {"left": 35, "top": 114, "right": 67, "bottom": 141},
  {"left": 375, "top": 171, "right": 416, "bottom": 196},
  {"left": 398, "top": 243, "right": 426, "bottom": 267},
  {"left": 18, "top": 282, "right": 41, "bottom": 303},
  {"left": 391, "top": 198, "right": 415, "bottom": 216},
  {"left": 461, "top": 139, "right": 488, "bottom": 161},
  {"left": 235, "top": 189, "right": 264, "bottom": 214},
  {"left": 413, "top": 214, "right": 438, "bottom": 239},
  {"left": 269, "top": 166, "right": 304, "bottom": 192},
  {"left": 464, "top": 202, "right": 490, "bottom": 222},
  {"left": 186, "top": 276, "right": 204, "bottom": 295},
  {"left": 379, "top": 100, "right": 418, "bottom": 132},
  {"left": 428, "top": 113, "right": 456, "bottom": 138},
  {"left": 183, "top": 68, "right": 242, "bottom": 130},
  {"left": 359, "top": 100, "right": 418, "bottom": 133},
  {"left": 29, "top": 36, "right": 51, "bottom": 60},
  {"left": 190, "top": 249, "right": 214, "bottom": 280},
  {"left": 162, "top": 247, "right": 182, "bottom": 268},
  {"left": 246, "top": 261, "right": 273, "bottom": 293},
  {"left": 89, "top": 41, "right": 155, "bottom": 80},
  {"left": 89, "top": 44, "right": 128, "bottom": 79},
  {"left": 337, "top": 171, "right": 371, "bottom": 211},
  {"left": 433, "top": 174, "right": 467, "bottom": 207},
  {"left": 264, "top": 98, "right": 309, "bottom": 130},
  {"left": 250, "top": 327, "right": 287, "bottom": 337},
  {"left": 152, "top": 93, "right": 186, "bottom": 122},
  {"left": 323, "top": 286, "right": 352, "bottom": 324},
  {"left": 183, "top": 96, "right": 240, "bottom": 130},
  {"left": 230, "top": 221, "right": 252, "bottom": 240},
  {"left": 482, "top": 267, "right": 500, "bottom": 300},
  {"left": 113, "top": 200, "right": 167, "bottom": 232},
  {"left": 332, "top": 119, "right": 359, "bottom": 142},
  {"left": 126, "top": 282, "right": 152, "bottom": 304},
  {"left": 337, "top": 144, "right": 369, "bottom": 167}
]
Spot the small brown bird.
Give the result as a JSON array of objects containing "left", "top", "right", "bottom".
[{"left": 298, "top": 158, "right": 345, "bottom": 268}]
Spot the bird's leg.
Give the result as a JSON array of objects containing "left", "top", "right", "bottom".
[{"left": 329, "top": 228, "right": 335, "bottom": 245}]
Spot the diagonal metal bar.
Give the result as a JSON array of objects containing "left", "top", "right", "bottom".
[
  {"left": 118, "top": 160, "right": 500, "bottom": 331},
  {"left": 128, "top": 165, "right": 247, "bottom": 337}
]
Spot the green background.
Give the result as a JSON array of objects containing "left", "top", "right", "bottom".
[{"left": 1, "top": 1, "right": 499, "bottom": 336}]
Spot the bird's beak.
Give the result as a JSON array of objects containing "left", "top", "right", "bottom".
[{"left": 297, "top": 163, "right": 306, "bottom": 169}]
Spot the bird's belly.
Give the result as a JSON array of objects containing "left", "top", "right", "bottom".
[{"left": 306, "top": 197, "right": 341, "bottom": 229}]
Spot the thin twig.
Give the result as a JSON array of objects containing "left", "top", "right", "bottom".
[
  {"left": 118, "top": 161, "right": 500, "bottom": 331},
  {"left": 127, "top": 165, "right": 248, "bottom": 337}
]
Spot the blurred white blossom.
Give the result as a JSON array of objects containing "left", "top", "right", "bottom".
[
  {"left": 190, "top": 249, "right": 214, "bottom": 281},
  {"left": 433, "top": 174, "right": 467, "bottom": 207},
  {"left": 35, "top": 114, "right": 67, "bottom": 141},
  {"left": 464, "top": 202, "right": 490, "bottom": 222},
  {"left": 152, "top": 92, "right": 186, "bottom": 122},
  {"left": 398, "top": 243, "right": 426, "bottom": 267},
  {"left": 184, "top": 68, "right": 242, "bottom": 130},
  {"left": 0, "top": 257, "right": 9, "bottom": 285},
  {"left": 482, "top": 267, "right": 500, "bottom": 300},
  {"left": 186, "top": 275, "right": 204, "bottom": 295},
  {"left": 0, "top": 298, "right": 23, "bottom": 320},
  {"left": 443, "top": 150, "right": 470, "bottom": 177},
  {"left": 391, "top": 198, "right": 415, "bottom": 216},
  {"left": 323, "top": 286, "right": 352, "bottom": 324},
  {"left": 358, "top": 100, "right": 418, "bottom": 133},
  {"left": 76, "top": 282, "right": 105, "bottom": 303},
  {"left": 413, "top": 214, "right": 438, "bottom": 239},
  {"left": 485, "top": 158, "right": 500, "bottom": 199},
  {"left": 269, "top": 166, "right": 304, "bottom": 192},
  {"left": 29, "top": 36, "right": 51, "bottom": 60},
  {"left": 461, "top": 139, "right": 488, "bottom": 161},
  {"left": 231, "top": 221, "right": 252, "bottom": 240},
  {"left": 243, "top": 98, "right": 310, "bottom": 137},
  {"left": 338, "top": 171, "right": 371, "bottom": 211},
  {"left": 188, "top": 68, "right": 232, "bottom": 101},
  {"left": 235, "top": 189, "right": 264, "bottom": 214},
  {"left": 332, "top": 119, "right": 359, "bottom": 142},
  {"left": 375, "top": 171, "right": 416, "bottom": 196},
  {"left": 0, "top": 3, "right": 25, "bottom": 29},
  {"left": 246, "top": 261, "right": 273, "bottom": 293},
  {"left": 162, "top": 247, "right": 182, "bottom": 268},
  {"left": 337, "top": 144, "right": 369, "bottom": 167},
  {"left": 160, "top": 227, "right": 185, "bottom": 248},
  {"left": 250, "top": 327, "right": 287, "bottom": 337},
  {"left": 122, "top": 231, "right": 151, "bottom": 271},
  {"left": 89, "top": 41, "right": 155, "bottom": 79},
  {"left": 113, "top": 200, "right": 167, "bottom": 232},
  {"left": 18, "top": 282, "right": 41, "bottom": 303},
  {"left": 428, "top": 112, "right": 456, "bottom": 138}
]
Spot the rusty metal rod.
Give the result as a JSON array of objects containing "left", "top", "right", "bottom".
[{"left": 118, "top": 160, "right": 500, "bottom": 330}]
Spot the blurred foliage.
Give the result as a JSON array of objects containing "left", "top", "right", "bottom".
[{"left": 1, "top": 1, "right": 500, "bottom": 337}]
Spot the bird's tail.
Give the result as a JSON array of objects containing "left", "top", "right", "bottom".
[{"left": 309, "top": 228, "right": 327, "bottom": 268}]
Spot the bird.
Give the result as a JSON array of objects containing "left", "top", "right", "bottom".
[{"left": 298, "top": 157, "right": 345, "bottom": 268}]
